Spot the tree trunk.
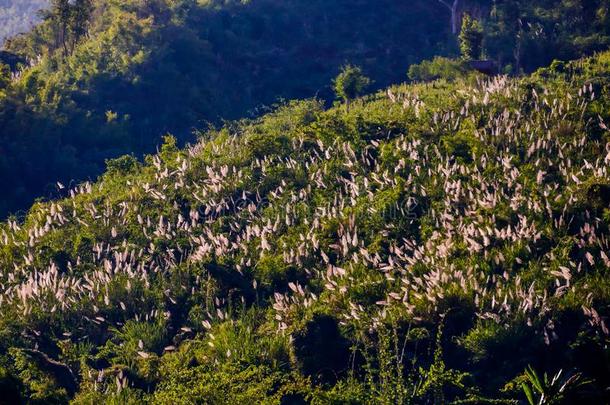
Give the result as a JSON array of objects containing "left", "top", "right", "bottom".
[
  {"left": 438, "top": 0, "right": 460, "bottom": 35},
  {"left": 451, "top": 0, "right": 459, "bottom": 35},
  {"left": 514, "top": 41, "right": 521, "bottom": 75}
]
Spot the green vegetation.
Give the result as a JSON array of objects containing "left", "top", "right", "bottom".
[
  {"left": 521, "top": 366, "right": 591, "bottom": 405},
  {"left": 1, "top": 0, "right": 610, "bottom": 402},
  {"left": 1, "top": 0, "right": 610, "bottom": 218},
  {"left": 333, "top": 65, "right": 371, "bottom": 110},
  {"left": 0, "top": 49, "right": 609, "bottom": 402},
  {"left": 0, "top": 0, "right": 454, "bottom": 218},
  {"left": 408, "top": 56, "right": 471, "bottom": 82},
  {"left": 459, "top": 13, "right": 483, "bottom": 60}
]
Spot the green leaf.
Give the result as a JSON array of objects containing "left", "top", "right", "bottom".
[
  {"left": 522, "top": 382, "right": 536, "bottom": 405},
  {"left": 526, "top": 366, "right": 544, "bottom": 394}
]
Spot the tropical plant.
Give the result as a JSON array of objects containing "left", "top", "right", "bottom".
[{"left": 521, "top": 367, "right": 591, "bottom": 405}]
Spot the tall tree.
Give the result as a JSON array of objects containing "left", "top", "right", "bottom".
[
  {"left": 44, "top": 0, "right": 92, "bottom": 56},
  {"left": 459, "top": 13, "right": 483, "bottom": 60},
  {"left": 50, "top": 0, "right": 71, "bottom": 56},
  {"left": 68, "top": 0, "right": 93, "bottom": 52},
  {"left": 437, "top": 0, "right": 460, "bottom": 35}
]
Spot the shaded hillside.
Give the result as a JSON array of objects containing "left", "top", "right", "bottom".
[
  {"left": 0, "top": 51, "right": 609, "bottom": 403},
  {"left": 0, "top": 0, "right": 454, "bottom": 218}
]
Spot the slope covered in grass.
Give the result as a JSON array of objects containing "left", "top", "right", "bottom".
[{"left": 1, "top": 51, "right": 610, "bottom": 403}]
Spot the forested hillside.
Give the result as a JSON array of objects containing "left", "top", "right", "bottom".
[
  {"left": 0, "top": 49, "right": 609, "bottom": 403},
  {"left": 0, "top": 0, "right": 609, "bottom": 219},
  {"left": 0, "top": 0, "right": 48, "bottom": 43}
]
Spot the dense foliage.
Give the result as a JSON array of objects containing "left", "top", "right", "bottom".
[
  {"left": 0, "top": 0, "right": 48, "bottom": 43},
  {"left": 1, "top": 0, "right": 610, "bottom": 219},
  {"left": 0, "top": 0, "right": 454, "bottom": 218},
  {"left": 0, "top": 50, "right": 609, "bottom": 403}
]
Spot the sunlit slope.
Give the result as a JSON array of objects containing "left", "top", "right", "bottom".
[{"left": 1, "top": 52, "right": 610, "bottom": 403}]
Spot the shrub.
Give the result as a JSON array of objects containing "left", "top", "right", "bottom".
[
  {"left": 408, "top": 57, "right": 470, "bottom": 82},
  {"left": 105, "top": 155, "right": 140, "bottom": 176},
  {"left": 292, "top": 313, "right": 351, "bottom": 384},
  {"left": 333, "top": 65, "right": 371, "bottom": 109}
]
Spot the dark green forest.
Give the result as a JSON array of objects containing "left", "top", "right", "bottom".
[
  {"left": 1, "top": 0, "right": 610, "bottom": 404},
  {"left": 1, "top": 0, "right": 609, "bottom": 218}
]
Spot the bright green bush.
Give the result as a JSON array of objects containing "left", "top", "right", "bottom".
[{"left": 408, "top": 57, "right": 471, "bottom": 82}]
